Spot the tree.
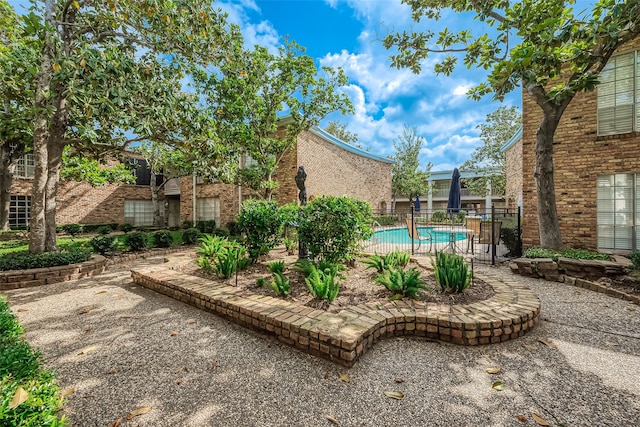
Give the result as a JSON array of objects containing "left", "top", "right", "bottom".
[
  {"left": 384, "top": 0, "right": 640, "bottom": 249},
  {"left": 17, "top": 0, "right": 239, "bottom": 253},
  {"left": 391, "top": 126, "right": 431, "bottom": 209},
  {"left": 460, "top": 106, "right": 521, "bottom": 197},
  {"left": 324, "top": 120, "right": 359, "bottom": 143},
  {"left": 195, "top": 40, "right": 353, "bottom": 200}
]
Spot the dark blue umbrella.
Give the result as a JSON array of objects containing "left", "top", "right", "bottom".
[
  {"left": 414, "top": 195, "right": 421, "bottom": 212},
  {"left": 447, "top": 168, "right": 461, "bottom": 215}
]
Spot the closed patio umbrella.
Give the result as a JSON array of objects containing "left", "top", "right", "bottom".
[
  {"left": 447, "top": 168, "right": 461, "bottom": 215},
  {"left": 414, "top": 195, "right": 421, "bottom": 212}
]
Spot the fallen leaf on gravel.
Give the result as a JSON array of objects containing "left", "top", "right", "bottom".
[
  {"left": 108, "top": 419, "right": 122, "bottom": 427},
  {"left": 538, "top": 339, "right": 557, "bottom": 348},
  {"left": 324, "top": 371, "right": 329, "bottom": 380},
  {"left": 492, "top": 381, "right": 505, "bottom": 391},
  {"left": 517, "top": 414, "right": 527, "bottom": 423},
  {"left": 532, "top": 413, "right": 549, "bottom": 426},
  {"left": 79, "top": 306, "right": 96, "bottom": 314},
  {"left": 395, "top": 379, "right": 405, "bottom": 383},
  {"left": 60, "top": 388, "right": 75, "bottom": 398},
  {"left": 523, "top": 344, "right": 538, "bottom": 351},
  {"left": 326, "top": 415, "right": 339, "bottom": 425},
  {"left": 183, "top": 366, "right": 189, "bottom": 372},
  {"left": 107, "top": 369, "right": 119, "bottom": 375},
  {"left": 84, "top": 328, "right": 92, "bottom": 333},
  {"left": 188, "top": 320, "right": 196, "bottom": 324},
  {"left": 126, "top": 406, "right": 151, "bottom": 420},
  {"left": 211, "top": 363, "right": 217, "bottom": 370},
  {"left": 170, "top": 331, "right": 179, "bottom": 336},
  {"left": 176, "top": 379, "right": 183, "bottom": 385},
  {"left": 485, "top": 367, "right": 501, "bottom": 374},
  {"left": 338, "top": 373, "right": 350, "bottom": 383},
  {"left": 130, "top": 287, "right": 136, "bottom": 289},
  {"left": 602, "top": 304, "right": 609, "bottom": 307},
  {"left": 628, "top": 307, "right": 636, "bottom": 311},
  {"left": 78, "top": 346, "right": 97, "bottom": 355},
  {"left": 9, "top": 386, "right": 29, "bottom": 409},
  {"left": 17, "top": 308, "right": 27, "bottom": 312},
  {"left": 96, "top": 291, "right": 107, "bottom": 294},
  {"left": 384, "top": 391, "right": 404, "bottom": 400}
]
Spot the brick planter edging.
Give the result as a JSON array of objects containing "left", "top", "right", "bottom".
[
  {"left": 131, "top": 267, "right": 541, "bottom": 367},
  {"left": 0, "top": 247, "right": 187, "bottom": 291},
  {"left": 510, "top": 258, "right": 640, "bottom": 305}
]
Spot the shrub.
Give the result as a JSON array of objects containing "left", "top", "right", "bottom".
[
  {"left": 119, "top": 223, "right": 134, "bottom": 233},
  {"left": 298, "top": 196, "right": 373, "bottom": 264},
  {"left": 125, "top": 232, "right": 148, "bottom": 251},
  {"left": 215, "top": 243, "right": 250, "bottom": 279},
  {"left": 362, "top": 251, "right": 410, "bottom": 273},
  {"left": 373, "top": 215, "right": 398, "bottom": 226},
  {"left": 96, "top": 225, "right": 113, "bottom": 235},
  {"left": 501, "top": 226, "right": 522, "bottom": 257},
  {"left": 61, "top": 223, "right": 83, "bottom": 237},
  {"left": 270, "top": 272, "right": 290, "bottom": 296},
  {"left": 198, "top": 235, "right": 228, "bottom": 259},
  {"left": 284, "top": 237, "right": 296, "bottom": 254},
  {"left": 237, "top": 199, "right": 284, "bottom": 261},
  {"left": 0, "top": 296, "right": 67, "bottom": 426},
  {"left": 153, "top": 230, "right": 173, "bottom": 248},
  {"left": 226, "top": 221, "right": 240, "bottom": 237},
  {"left": 375, "top": 266, "right": 426, "bottom": 298},
  {"left": 268, "top": 260, "right": 286, "bottom": 275},
  {"left": 454, "top": 210, "right": 467, "bottom": 224},
  {"left": 630, "top": 250, "right": 640, "bottom": 270},
  {"left": 523, "top": 247, "right": 610, "bottom": 262},
  {"left": 279, "top": 202, "right": 299, "bottom": 227},
  {"left": 196, "top": 220, "right": 216, "bottom": 234},
  {"left": 213, "top": 227, "right": 230, "bottom": 238},
  {"left": 432, "top": 251, "right": 473, "bottom": 293},
  {"left": 196, "top": 256, "right": 212, "bottom": 273},
  {"left": 431, "top": 210, "right": 448, "bottom": 223},
  {"left": 304, "top": 264, "right": 340, "bottom": 302},
  {"left": 182, "top": 228, "right": 202, "bottom": 245},
  {"left": 256, "top": 277, "right": 268, "bottom": 288},
  {"left": 90, "top": 235, "right": 117, "bottom": 254},
  {"left": 182, "top": 220, "right": 194, "bottom": 229},
  {"left": 0, "top": 248, "right": 92, "bottom": 271}
]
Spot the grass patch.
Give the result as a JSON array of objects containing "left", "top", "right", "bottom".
[
  {"left": 523, "top": 247, "right": 611, "bottom": 262},
  {"left": 0, "top": 295, "right": 68, "bottom": 426}
]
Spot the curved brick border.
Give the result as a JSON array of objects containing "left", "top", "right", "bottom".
[
  {"left": 131, "top": 265, "right": 540, "bottom": 367},
  {"left": 0, "top": 247, "right": 187, "bottom": 291}
]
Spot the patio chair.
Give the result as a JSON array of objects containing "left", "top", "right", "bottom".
[
  {"left": 478, "top": 220, "right": 502, "bottom": 253},
  {"left": 465, "top": 216, "right": 482, "bottom": 253},
  {"left": 405, "top": 218, "right": 433, "bottom": 252}
]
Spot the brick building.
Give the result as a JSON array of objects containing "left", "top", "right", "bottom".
[
  {"left": 520, "top": 38, "right": 640, "bottom": 253},
  {"left": 501, "top": 127, "right": 522, "bottom": 212},
  {"left": 179, "top": 126, "right": 394, "bottom": 228}
]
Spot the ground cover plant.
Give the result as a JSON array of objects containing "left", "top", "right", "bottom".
[
  {"left": 523, "top": 247, "right": 611, "bottom": 262},
  {"left": 0, "top": 296, "right": 67, "bottom": 426}
]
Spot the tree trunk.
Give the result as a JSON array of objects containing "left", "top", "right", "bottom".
[
  {"left": 534, "top": 113, "right": 563, "bottom": 249},
  {"left": 45, "top": 138, "right": 63, "bottom": 251},
  {"left": 0, "top": 145, "right": 13, "bottom": 231},
  {"left": 29, "top": 0, "right": 56, "bottom": 254},
  {"left": 151, "top": 171, "right": 162, "bottom": 227}
]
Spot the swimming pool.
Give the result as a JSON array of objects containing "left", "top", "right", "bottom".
[{"left": 372, "top": 227, "right": 466, "bottom": 245}]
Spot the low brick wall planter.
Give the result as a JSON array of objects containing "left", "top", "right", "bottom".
[
  {"left": 131, "top": 266, "right": 541, "bottom": 367},
  {"left": 510, "top": 257, "right": 639, "bottom": 305}
]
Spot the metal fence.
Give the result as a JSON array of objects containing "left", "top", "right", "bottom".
[{"left": 365, "top": 204, "right": 522, "bottom": 265}]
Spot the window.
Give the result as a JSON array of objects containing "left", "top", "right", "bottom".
[
  {"left": 597, "top": 174, "right": 638, "bottom": 251},
  {"left": 14, "top": 154, "right": 35, "bottom": 178},
  {"left": 196, "top": 197, "right": 220, "bottom": 227},
  {"left": 128, "top": 158, "right": 163, "bottom": 186},
  {"left": 9, "top": 196, "right": 30, "bottom": 229},
  {"left": 598, "top": 51, "right": 640, "bottom": 135},
  {"left": 124, "top": 200, "right": 155, "bottom": 226}
]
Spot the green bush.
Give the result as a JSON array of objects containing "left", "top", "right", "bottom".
[
  {"left": 214, "top": 243, "right": 250, "bottom": 279},
  {"left": 304, "top": 263, "right": 340, "bottom": 302},
  {"left": 60, "top": 223, "right": 83, "bottom": 237},
  {"left": 82, "top": 223, "right": 117, "bottom": 234},
  {"left": 125, "top": 232, "right": 148, "bottom": 251},
  {"left": 197, "top": 235, "right": 227, "bottom": 259},
  {"left": 270, "top": 272, "right": 290, "bottom": 297},
  {"left": 237, "top": 199, "right": 284, "bottom": 261},
  {"left": 523, "top": 247, "right": 611, "bottom": 262},
  {"left": 298, "top": 196, "right": 373, "bottom": 264},
  {"left": 0, "top": 248, "right": 92, "bottom": 271},
  {"left": 432, "top": 251, "right": 472, "bottom": 293},
  {"left": 454, "top": 210, "right": 467, "bottom": 224},
  {"left": 153, "top": 230, "right": 173, "bottom": 248},
  {"left": 96, "top": 225, "right": 113, "bottom": 235},
  {"left": 279, "top": 202, "right": 299, "bottom": 227},
  {"left": 0, "top": 296, "right": 68, "bottom": 426},
  {"left": 196, "top": 220, "right": 216, "bottom": 234},
  {"left": 501, "top": 226, "right": 522, "bottom": 257},
  {"left": 630, "top": 250, "right": 640, "bottom": 270},
  {"left": 362, "top": 250, "right": 410, "bottom": 273},
  {"left": 430, "top": 210, "right": 448, "bottom": 223},
  {"left": 373, "top": 215, "right": 398, "bottom": 226},
  {"left": 119, "top": 223, "right": 134, "bottom": 233},
  {"left": 375, "top": 266, "right": 426, "bottom": 298},
  {"left": 213, "top": 228, "right": 230, "bottom": 238},
  {"left": 226, "top": 221, "right": 240, "bottom": 237},
  {"left": 90, "top": 235, "right": 117, "bottom": 254},
  {"left": 182, "top": 220, "right": 194, "bottom": 229},
  {"left": 182, "top": 228, "right": 202, "bottom": 245}
]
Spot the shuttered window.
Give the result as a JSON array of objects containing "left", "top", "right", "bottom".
[
  {"left": 124, "top": 200, "right": 155, "bottom": 226},
  {"left": 597, "top": 51, "right": 639, "bottom": 135},
  {"left": 597, "top": 174, "right": 637, "bottom": 251}
]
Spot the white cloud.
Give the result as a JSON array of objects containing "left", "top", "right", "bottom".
[{"left": 453, "top": 85, "right": 471, "bottom": 96}]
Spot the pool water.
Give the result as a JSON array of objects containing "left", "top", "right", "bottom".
[{"left": 372, "top": 227, "right": 466, "bottom": 245}]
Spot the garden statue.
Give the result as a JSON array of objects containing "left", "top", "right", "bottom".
[{"left": 295, "top": 166, "right": 309, "bottom": 260}]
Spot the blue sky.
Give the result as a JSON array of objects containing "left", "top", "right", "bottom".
[
  {"left": 216, "top": 0, "right": 522, "bottom": 171},
  {"left": 7, "top": 0, "right": 522, "bottom": 171}
]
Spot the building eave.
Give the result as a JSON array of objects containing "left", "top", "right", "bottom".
[{"left": 500, "top": 126, "right": 523, "bottom": 152}]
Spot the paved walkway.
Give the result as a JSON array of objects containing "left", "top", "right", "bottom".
[{"left": 4, "top": 253, "right": 640, "bottom": 426}]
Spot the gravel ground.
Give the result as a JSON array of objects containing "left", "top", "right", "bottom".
[{"left": 4, "top": 254, "right": 640, "bottom": 427}]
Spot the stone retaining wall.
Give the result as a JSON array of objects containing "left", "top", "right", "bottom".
[
  {"left": 131, "top": 266, "right": 541, "bottom": 367},
  {"left": 510, "top": 257, "right": 639, "bottom": 305}
]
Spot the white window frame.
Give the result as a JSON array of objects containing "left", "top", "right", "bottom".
[
  {"left": 597, "top": 51, "right": 639, "bottom": 136},
  {"left": 124, "top": 200, "right": 155, "bottom": 227},
  {"left": 14, "top": 154, "right": 35, "bottom": 179},
  {"left": 196, "top": 197, "right": 220, "bottom": 227},
  {"left": 9, "top": 195, "right": 30, "bottom": 229},
  {"left": 597, "top": 173, "right": 637, "bottom": 252}
]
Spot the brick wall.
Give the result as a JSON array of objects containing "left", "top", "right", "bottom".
[
  {"left": 522, "top": 38, "right": 640, "bottom": 250},
  {"left": 11, "top": 177, "right": 154, "bottom": 225},
  {"left": 505, "top": 138, "right": 523, "bottom": 211},
  {"left": 296, "top": 130, "right": 393, "bottom": 210},
  {"left": 179, "top": 178, "right": 241, "bottom": 229}
]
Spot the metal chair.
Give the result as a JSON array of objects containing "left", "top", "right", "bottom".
[{"left": 405, "top": 218, "right": 433, "bottom": 252}]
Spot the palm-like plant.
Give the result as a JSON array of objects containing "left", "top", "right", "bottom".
[
  {"left": 375, "top": 266, "right": 425, "bottom": 298},
  {"left": 305, "top": 264, "right": 340, "bottom": 302},
  {"left": 432, "top": 251, "right": 472, "bottom": 293}
]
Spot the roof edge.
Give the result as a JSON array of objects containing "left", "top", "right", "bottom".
[
  {"left": 309, "top": 126, "right": 395, "bottom": 164},
  {"left": 500, "top": 126, "right": 523, "bottom": 152}
]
